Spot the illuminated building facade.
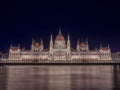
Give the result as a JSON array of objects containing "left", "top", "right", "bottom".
[{"left": 9, "top": 29, "right": 112, "bottom": 60}]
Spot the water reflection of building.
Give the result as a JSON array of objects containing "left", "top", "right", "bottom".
[
  {"left": 1, "top": 66, "right": 120, "bottom": 90},
  {"left": 70, "top": 66, "right": 113, "bottom": 90},
  {"left": 9, "top": 29, "right": 111, "bottom": 61},
  {"left": 0, "top": 66, "right": 8, "bottom": 90},
  {"left": 7, "top": 66, "right": 49, "bottom": 90},
  {"left": 113, "top": 65, "right": 120, "bottom": 90},
  {"left": 48, "top": 66, "right": 71, "bottom": 90}
]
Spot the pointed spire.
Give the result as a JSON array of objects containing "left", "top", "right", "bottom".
[
  {"left": 67, "top": 34, "right": 70, "bottom": 45},
  {"left": 76, "top": 38, "right": 80, "bottom": 50},
  {"left": 41, "top": 38, "right": 44, "bottom": 50},
  {"left": 85, "top": 38, "right": 89, "bottom": 51},
  {"left": 41, "top": 38, "right": 43, "bottom": 46},
  {"left": 59, "top": 27, "right": 61, "bottom": 35},
  {"left": 108, "top": 43, "right": 110, "bottom": 48},
  {"left": 32, "top": 38, "right": 35, "bottom": 43},
  {"left": 100, "top": 43, "right": 102, "bottom": 48},
  {"left": 10, "top": 43, "right": 12, "bottom": 48},
  {"left": 77, "top": 38, "right": 80, "bottom": 45},
  {"left": 85, "top": 38, "right": 88, "bottom": 44},
  {"left": 22, "top": 47, "right": 25, "bottom": 50},
  {"left": 50, "top": 34, "right": 53, "bottom": 41},
  {"left": 50, "top": 34, "right": 53, "bottom": 45},
  {"left": 41, "top": 38, "right": 43, "bottom": 45},
  {"left": 18, "top": 44, "right": 20, "bottom": 49},
  {"left": 95, "top": 46, "right": 97, "bottom": 50}
]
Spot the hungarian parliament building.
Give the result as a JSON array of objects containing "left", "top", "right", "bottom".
[{"left": 9, "top": 30, "right": 112, "bottom": 61}]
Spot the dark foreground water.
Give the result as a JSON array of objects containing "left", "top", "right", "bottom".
[{"left": 0, "top": 65, "right": 120, "bottom": 90}]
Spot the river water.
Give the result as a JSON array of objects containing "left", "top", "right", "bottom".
[{"left": 0, "top": 65, "right": 120, "bottom": 90}]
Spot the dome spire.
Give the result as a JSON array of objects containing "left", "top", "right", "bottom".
[
  {"left": 59, "top": 27, "right": 61, "bottom": 35},
  {"left": 56, "top": 28, "right": 65, "bottom": 41}
]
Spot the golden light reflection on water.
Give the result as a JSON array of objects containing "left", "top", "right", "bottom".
[{"left": 0, "top": 65, "right": 120, "bottom": 90}]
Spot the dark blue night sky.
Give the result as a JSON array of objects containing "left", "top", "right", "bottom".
[{"left": 0, "top": 0, "right": 120, "bottom": 52}]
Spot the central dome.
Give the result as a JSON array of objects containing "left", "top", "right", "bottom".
[
  {"left": 56, "top": 34, "right": 65, "bottom": 41},
  {"left": 55, "top": 29, "right": 65, "bottom": 41}
]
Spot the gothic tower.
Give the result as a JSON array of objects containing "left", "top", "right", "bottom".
[
  {"left": 67, "top": 34, "right": 71, "bottom": 60},
  {"left": 67, "top": 34, "right": 71, "bottom": 53},
  {"left": 76, "top": 38, "right": 80, "bottom": 51},
  {"left": 49, "top": 34, "right": 53, "bottom": 54}
]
